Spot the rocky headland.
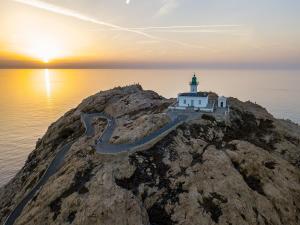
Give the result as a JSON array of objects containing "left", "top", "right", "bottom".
[{"left": 0, "top": 85, "right": 300, "bottom": 225}]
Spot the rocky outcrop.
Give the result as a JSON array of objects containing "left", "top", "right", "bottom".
[
  {"left": 1, "top": 85, "right": 299, "bottom": 225},
  {"left": 111, "top": 113, "right": 171, "bottom": 144}
]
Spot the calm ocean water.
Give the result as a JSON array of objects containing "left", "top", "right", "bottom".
[{"left": 0, "top": 69, "right": 299, "bottom": 187}]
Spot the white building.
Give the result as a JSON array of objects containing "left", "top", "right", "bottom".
[
  {"left": 218, "top": 96, "right": 227, "bottom": 108},
  {"left": 171, "top": 74, "right": 227, "bottom": 112},
  {"left": 177, "top": 74, "right": 209, "bottom": 110}
]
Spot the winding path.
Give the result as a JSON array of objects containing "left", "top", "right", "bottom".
[
  {"left": 4, "top": 111, "right": 187, "bottom": 225},
  {"left": 96, "top": 113, "right": 186, "bottom": 154}
]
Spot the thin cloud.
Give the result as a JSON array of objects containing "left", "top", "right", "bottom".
[
  {"left": 129, "top": 25, "right": 243, "bottom": 30},
  {"left": 156, "top": 0, "right": 179, "bottom": 16},
  {"left": 13, "top": 0, "right": 209, "bottom": 49},
  {"left": 127, "top": 25, "right": 245, "bottom": 34},
  {"left": 112, "top": 25, "right": 246, "bottom": 35},
  {"left": 144, "top": 29, "right": 243, "bottom": 34},
  {"left": 13, "top": 0, "right": 156, "bottom": 40}
]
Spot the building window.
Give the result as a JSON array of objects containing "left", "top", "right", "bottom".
[
  {"left": 183, "top": 99, "right": 186, "bottom": 104},
  {"left": 198, "top": 100, "right": 201, "bottom": 105}
]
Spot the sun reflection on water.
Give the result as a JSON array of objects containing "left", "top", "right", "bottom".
[{"left": 44, "top": 69, "right": 51, "bottom": 98}]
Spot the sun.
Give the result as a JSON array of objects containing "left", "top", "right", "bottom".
[
  {"left": 43, "top": 57, "right": 49, "bottom": 63},
  {"left": 21, "top": 35, "right": 64, "bottom": 64},
  {"left": 29, "top": 44, "right": 60, "bottom": 64},
  {"left": 32, "top": 46, "right": 57, "bottom": 63}
]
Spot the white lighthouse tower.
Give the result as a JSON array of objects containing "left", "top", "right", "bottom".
[{"left": 190, "top": 74, "right": 199, "bottom": 93}]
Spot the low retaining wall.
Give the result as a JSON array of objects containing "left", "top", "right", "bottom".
[{"left": 169, "top": 106, "right": 214, "bottom": 112}]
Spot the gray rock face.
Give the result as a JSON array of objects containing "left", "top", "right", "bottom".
[{"left": 1, "top": 85, "right": 300, "bottom": 225}]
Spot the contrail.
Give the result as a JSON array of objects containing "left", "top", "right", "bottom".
[
  {"left": 128, "top": 25, "right": 243, "bottom": 30},
  {"left": 13, "top": 0, "right": 209, "bottom": 49},
  {"left": 143, "top": 29, "right": 242, "bottom": 33},
  {"left": 107, "top": 25, "right": 244, "bottom": 34},
  {"left": 13, "top": 0, "right": 156, "bottom": 40}
]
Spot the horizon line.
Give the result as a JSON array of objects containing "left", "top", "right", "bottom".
[{"left": 0, "top": 63, "right": 299, "bottom": 70}]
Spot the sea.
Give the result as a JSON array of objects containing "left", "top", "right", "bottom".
[{"left": 0, "top": 69, "right": 299, "bottom": 187}]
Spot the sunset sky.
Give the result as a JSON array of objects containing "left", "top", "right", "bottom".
[{"left": 0, "top": 0, "right": 299, "bottom": 68}]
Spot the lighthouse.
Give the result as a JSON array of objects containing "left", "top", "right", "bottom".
[
  {"left": 170, "top": 73, "right": 228, "bottom": 114},
  {"left": 190, "top": 74, "right": 199, "bottom": 93},
  {"left": 176, "top": 74, "right": 208, "bottom": 109}
]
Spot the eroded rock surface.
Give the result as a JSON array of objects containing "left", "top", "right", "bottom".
[
  {"left": 1, "top": 85, "right": 300, "bottom": 225},
  {"left": 111, "top": 113, "right": 171, "bottom": 144}
]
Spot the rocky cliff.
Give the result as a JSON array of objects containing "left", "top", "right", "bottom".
[{"left": 1, "top": 85, "right": 300, "bottom": 225}]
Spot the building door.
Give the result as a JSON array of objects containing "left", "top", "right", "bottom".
[
  {"left": 191, "top": 100, "right": 194, "bottom": 107},
  {"left": 220, "top": 102, "right": 224, "bottom": 108}
]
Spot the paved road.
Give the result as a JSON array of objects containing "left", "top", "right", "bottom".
[
  {"left": 4, "top": 141, "right": 75, "bottom": 225},
  {"left": 96, "top": 113, "right": 187, "bottom": 153},
  {"left": 4, "top": 111, "right": 187, "bottom": 225}
]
